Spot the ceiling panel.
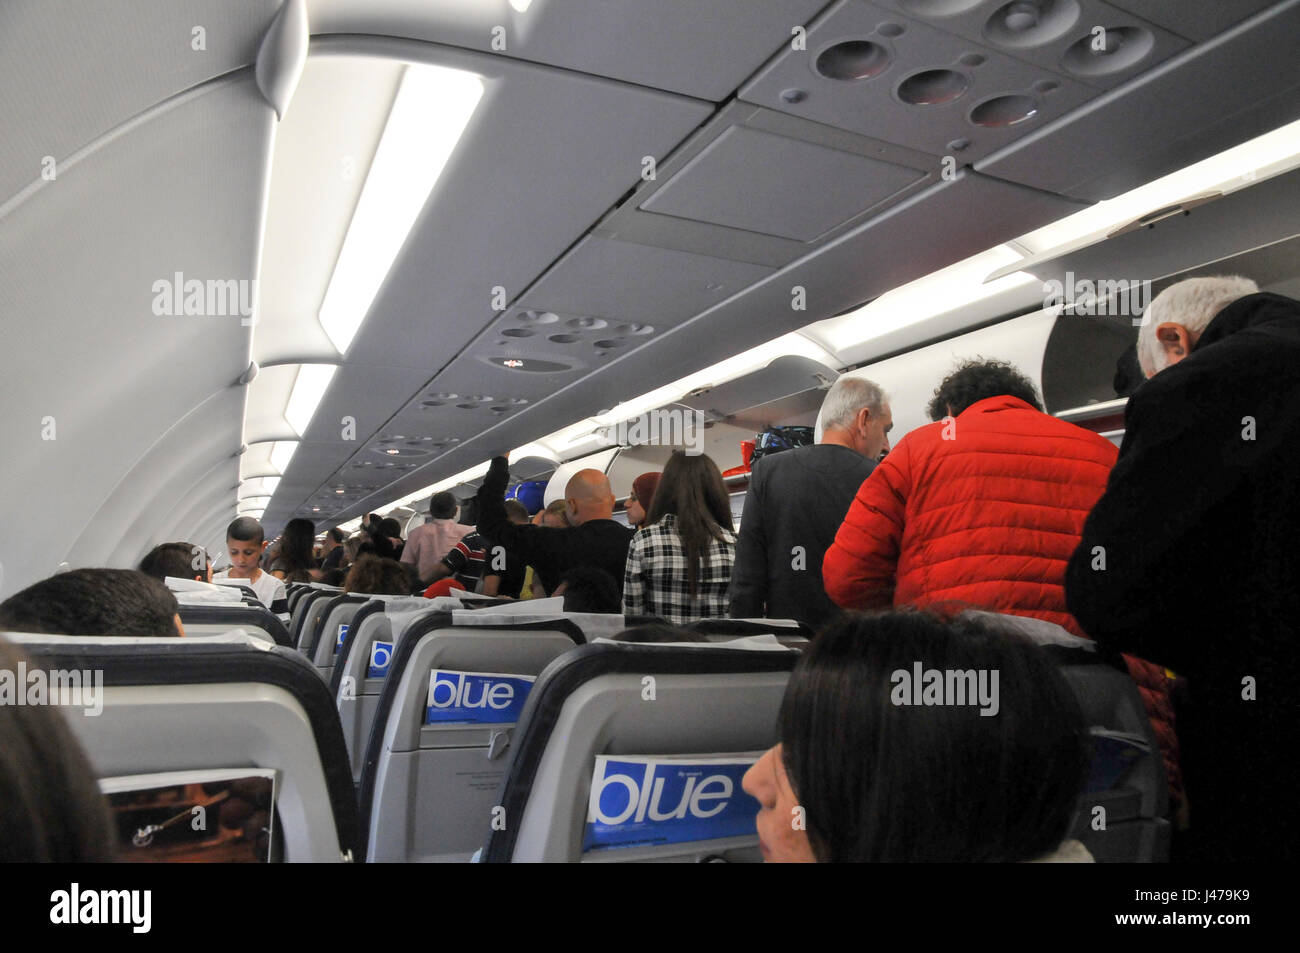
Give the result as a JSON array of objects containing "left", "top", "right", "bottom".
[
  {"left": 303, "top": 36, "right": 713, "bottom": 371},
  {"left": 1102, "top": 0, "right": 1277, "bottom": 41},
  {"left": 869, "top": 0, "right": 1189, "bottom": 86},
  {"left": 739, "top": 0, "right": 1186, "bottom": 166},
  {"left": 307, "top": 0, "right": 832, "bottom": 101},
  {"left": 0, "top": 0, "right": 280, "bottom": 209},
  {"left": 640, "top": 125, "right": 927, "bottom": 241},
  {"left": 317, "top": 170, "right": 1084, "bottom": 525},
  {"left": 515, "top": 236, "right": 774, "bottom": 327},
  {"left": 974, "top": 0, "right": 1300, "bottom": 199}
]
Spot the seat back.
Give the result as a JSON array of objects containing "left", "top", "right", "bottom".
[
  {"left": 1051, "top": 646, "right": 1172, "bottom": 862},
  {"left": 683, "top": 617, "right": 812, "bottom": 647},
  {"left": 292, "top": 588, "right": 340, "bottom": 651},
  {"left": 178, "top": 603, "right": 293, "bottom": 646},
  {"left": 332, "top": 597, "right": 442, "bottom": 782},
  {"left": 303, "top": 593, "right": 372, "bottom": 679},
  {"left": 482, "top": 640, "right": 800, "bottom": 863},
  {"left": 359, "top": 612, "right": 586, "bottom": 862},
  {"left": 967, "top": 611, "right": 1171, "bottom": 862},
  {"left": 11, "top": 632, "right": 359, "bottom": 862}
]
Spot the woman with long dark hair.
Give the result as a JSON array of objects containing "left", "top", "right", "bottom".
[
  {"left": 621, "top": 451, "right": 735, "bottom": 623},
  {"left": 270, "top": 517, "right": 316, "bottom": 579},
  {"left": 742, "top": 610, "right": 1093, "bottom": 862}
]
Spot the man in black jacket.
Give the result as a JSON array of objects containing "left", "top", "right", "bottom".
[
  {"left": 1066, "top": 280, "right": 1300, "bottom": 862},
  {"left": 477, "top": 456, "right": 634, "bottom": 599},
  {"left": 728, "top": 376, "right": 890, "bottom": 631}
]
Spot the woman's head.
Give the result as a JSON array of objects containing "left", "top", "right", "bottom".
[
  {"left": 645, "top": 451, "right": 732, "bottom": 595},
  {"left": 279, "top": 518, "right": 317, "bottom": 571},
  {"left": 0, "top": 638, "right": 115, "bottom": 861},
  {"left": 624, "top": 472, "right": 661, "bottom": 528},
  {"left": 743, "top": 610, "right": 1090, "bottom": 863}
]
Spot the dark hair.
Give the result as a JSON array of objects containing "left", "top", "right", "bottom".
[
  {"left": 0, "top": 569, "right": 181, "bottom": 638},
  {"left": 138, "top": 541, "right": 208, "bottom": 582},
  {"left": 277, "top": 518, "right": 316, "bottom": 574},
  {"left": 430, "top": 492, "right": 458, "bottom": 520},
  {"left": 0, "top": 638, "right": 115, "bottom": 860},
  {"left": 778, "top": 609, "right": 1089, "bottom": 862},
  {"left": 645, "top": 451, "right": 733, "bottom": 597},
  {"left": 227, "top": 516, "right": 266, "bottom": 545},
  {"left": 926, "top": 358, "right": 1043, "bottom": 420},
  {"left": 327, "top": 527, "right": 346, "bottom": 545},
  {"left": 379, "top": 517, "right": 403, "bottom": 539},
  {"left": 502, "top": 500, "right": 529, "bottom": 523},
  {"left": 320, "top": 568, "right": 347, "bottom": 587},
  {"left": 343, "top": 555, "right": 412, "bottom": 596},
  {"left": 613, "top": 624, "right": 706, "bottom": 643},
  {"left": 559, "top": 567, "right": 621, "bottom": 614},
  {"left": 283, "top": 568, "right": 313, "bottom": 585}
]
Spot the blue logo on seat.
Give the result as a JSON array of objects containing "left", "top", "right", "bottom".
[
  {"left": 334, "top": 624, "right": 348, "bottom": 653},
  {"left": 583, "top": 755, "right": 761, "bottom": 851},
  {"left": 368, "top": 640, "right": 393, "bottom": 678},
  {"left": 425, "top": 670, "right": 535, "bottom": 725}
]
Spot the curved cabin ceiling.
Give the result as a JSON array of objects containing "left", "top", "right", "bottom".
[{"left": 2, "top": 0, "right": 1299, "bottom": 596}]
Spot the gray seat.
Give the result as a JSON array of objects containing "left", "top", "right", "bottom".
[
  {"left": 1056, "top": 649, "right": 1171, "bottom": 862},
  {"left": 302, "top": 593, "right": 372, "bottom": 681},
  {"left": 10, "top": 631, "right": 360, "bottom": 863},
  {"left": 292, "top": 588, "right": 341, "bottom": 652},
  {"left": 481, "top": 640, "right": 800, "bottom": 863},
  {"left": 358, "top": 612, "right": 586, "bottom": 862},
  {"left": 178, "top": 603, "right": 292, "bottom": 646},
  {"left": 331, "top": 596, "right": 436, "bottom": 782},
  {"left": 969, "top": 611, "right": 1171, "bottom": 862}
]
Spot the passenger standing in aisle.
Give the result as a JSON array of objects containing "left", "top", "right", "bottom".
[
  {"left": 623, "top": 451, "right": 736, "bottom": 624},
  {"left": 729, "top": 376, "right": 889, "bottom": 630}
]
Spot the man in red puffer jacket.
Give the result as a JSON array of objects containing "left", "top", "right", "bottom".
[{"left": 823, "top": 359, "right": 1184, "bottom": 813}]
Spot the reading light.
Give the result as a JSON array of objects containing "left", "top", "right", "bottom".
[
  {"left": 317, "top": 63, "right": 484, "bottom": 355},
  {"left": 816, "top": 245, "right": 1039, "bottom": 351}
]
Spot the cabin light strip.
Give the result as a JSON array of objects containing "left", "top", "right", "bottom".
[
  {"left": 990, "top": 115, "right": 1300, "bottom": 275},
  {"left": 318, "top": 63, "right": 485, "bottom": 356}
]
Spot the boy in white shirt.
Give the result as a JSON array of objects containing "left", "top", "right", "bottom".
[{"left": 211, "top": 517, "right": 289, "bottom": 620}]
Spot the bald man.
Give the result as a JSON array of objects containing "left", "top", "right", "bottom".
[{"left": 476, "top": 456, "right": 634, "bottom": 599}]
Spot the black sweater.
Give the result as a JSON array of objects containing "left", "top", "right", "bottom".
[
  {"left": 1066, "top": 293, "right": 1300, "bottom": 862},
  {"left": 476, "top": 456, "right": 634, "bottom": 597}
]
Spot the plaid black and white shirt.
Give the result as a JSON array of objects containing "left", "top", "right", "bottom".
[{"left": 622, "top": 513, "right": 737, "bottom": 624}]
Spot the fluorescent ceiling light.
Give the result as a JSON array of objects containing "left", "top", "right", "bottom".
[
  {"left": 509, "top": 0, "right": 533, "bottom": 11},
  {"left": 318, "top": 63, "right": 485, "bottom": 355},
  {"left": 239, "top": 476, "right": 280, "bottom": 499},
  {"left": 238, "top": 497, "right": 271, "bottom": 512},
  {"left": 815, "top": 245, "right": 1039, "bottom": 352},
  {"left": 285, "top": 364, "right": 338, "bottom": 436},
  {"left": 270, "top": 440, "right": 298, "bottom": 475},
  {"left": 592, "top": 332, "right": 835, "bottom": 427},
  {"left": 510, "top": 442, "right": 558, "bottom": 461},
  {"left": 1000, "top": 116, "right": 1300, "bottom": 270}
]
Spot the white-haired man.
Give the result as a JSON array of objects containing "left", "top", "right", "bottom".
[
  {"left": 728, "top": 376, "right": 892, "bottom": 630},
  {"left": 1067, "top": 277, "right": 1300, "bottom": 863}
]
